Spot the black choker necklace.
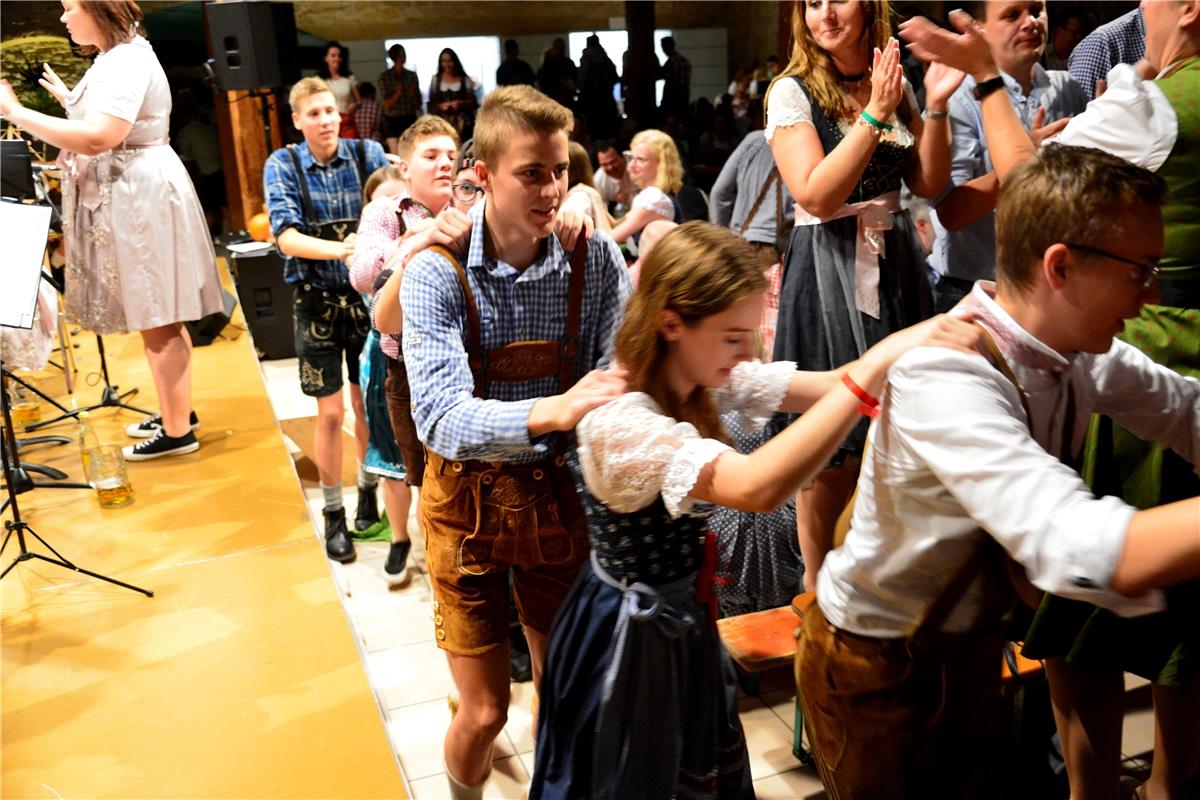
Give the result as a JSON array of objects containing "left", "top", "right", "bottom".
[{"left": 839, "top": 71, "right": 867, "bottom": 83}]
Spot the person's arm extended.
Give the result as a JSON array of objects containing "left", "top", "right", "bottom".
[
  {"left": 900, "top": 13, "right": 1035, "bottom": 182},
  {"left": 774, "top": 312, "right": 984, "bottom": 414},
  {"left": 689, "top": 357, "right": 889, "bottom": 513},
  {"left": 610, "top": 205, "right": 668, "bottom": 244},
  {"left": 1111, "top": 500, "right": 1200, "bottom": 596},
  {"left": 276, "top": 227, "right": 355, "bottom": 263},
  {"left": 2, "top": 103, "right": 130, "bottom": 157},
  {"left": 936, "top": 172, "right": 999, "bottom": 231}
]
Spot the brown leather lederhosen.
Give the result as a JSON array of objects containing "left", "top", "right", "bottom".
[{"left": 420, "top": 238, "right": 593, "bottom": 655}]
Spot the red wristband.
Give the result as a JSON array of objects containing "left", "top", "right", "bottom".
[{"left": 842, "top": 372, "right": 880, "bottom": 418}]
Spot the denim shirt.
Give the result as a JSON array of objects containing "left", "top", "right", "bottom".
[{"left": 929, "top": 66, "right": 1088, "bottom": 283}]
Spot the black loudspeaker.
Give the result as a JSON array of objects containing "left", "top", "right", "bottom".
[
  {"left": 187, "top": 288, "right": 238, "bottom": 346},
  {"left": 205, "top": 1, "right": 299, "bottom": 91},
  {"left": 229, "top": 247, "right": 295, "bottom": 360},
  {"left": 0, "top": 140, "right": 35, "bottom": 200}
]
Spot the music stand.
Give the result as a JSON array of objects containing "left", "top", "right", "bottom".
[{"left": 0, "top": 200, "right": 152, "bottom": 597}]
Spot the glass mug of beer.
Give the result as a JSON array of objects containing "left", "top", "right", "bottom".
[
  {"left": 85, "top": 445, "right": 134, "bottom": 508},
  {"left": 7, "top": 378, "right": 42, "bottom": 431}
]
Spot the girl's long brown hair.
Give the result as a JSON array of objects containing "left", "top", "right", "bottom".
[
  {"left": 614, "top": 221, "right": 767, "bottom": 441},
  {"left": 766, "top": 0, "right": 893, "bottom": 122}
]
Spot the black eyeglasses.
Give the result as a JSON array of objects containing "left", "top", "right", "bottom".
[
  {"left": 1065, "top": 243, "right": 1161, "bottom": 289},
  {"left": 452, "top": 182, "right": 482, "bottom": 203}
]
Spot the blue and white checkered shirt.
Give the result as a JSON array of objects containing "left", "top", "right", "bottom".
[
  {"left": 929, "top": 66, "right": 1088, "bottom": 282},
  {"left": 1068, "top": 8, "right": 1145, "bottom": 102},
  {"left": 263, "top": 138, "right": 390, "bottom": 291},
  {"left": 400, "top": 198, "right": 631, "bottom": 464}
]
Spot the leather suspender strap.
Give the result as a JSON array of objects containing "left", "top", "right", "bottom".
[
  {"left": 907, "top": 323, "right": 1040, "bottom": 647},
  {"left": 285, "top": 145, "right": 319, "bottom": 231},
  {"left": 736, "top": 167, "right": 780, "bottom": 239},
  {"left": 428, "top": 245, "right": 486, "bottom": 398},
  {"left": 559, "top": 236, "right": 588, "bottom": 394}
]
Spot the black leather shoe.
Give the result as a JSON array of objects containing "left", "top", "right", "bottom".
[
  {"left": 353, "top": 488, "right": 380, "bottom": 532},
  {"left": 323, "top": 507, "right": 356, "bottom": 563}
]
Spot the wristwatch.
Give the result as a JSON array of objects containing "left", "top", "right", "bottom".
[{"left": 973, "top": 75, "right": 1006, "bottom": 101}]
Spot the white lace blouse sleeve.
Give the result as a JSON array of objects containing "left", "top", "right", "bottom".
[
  {"left": 577, "top": 393, "right": 733, "bottom": 518},
  {"left": 765, "top": 78, "right": 813, "bottom": 144},
  {"left": 632, "top": 186, "right": 675, "bottom": 219},
  {"left": 711, "top": 360, "right": 796, "bottom": 433}
]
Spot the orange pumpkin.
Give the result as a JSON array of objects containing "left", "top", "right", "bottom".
[{"left": 248, "top": 212, "right": 271, "bottom": 242}]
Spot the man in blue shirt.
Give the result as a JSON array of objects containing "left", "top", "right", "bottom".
[
  {"left": 264, "top": 77, "right": 390, "bottom": 562},
  {"left": 929, "top": 0, "right": 1087, "bottom": 311},
  {"left": 400, "top": 85, "right": 629, "bottom": 799},
  {"left": 1068, "top": 7, "right": 1145, "bottom": 101}
]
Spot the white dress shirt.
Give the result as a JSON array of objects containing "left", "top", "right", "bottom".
[{"left": 818, "top": 282, "right": 1200, "bottom": 638}]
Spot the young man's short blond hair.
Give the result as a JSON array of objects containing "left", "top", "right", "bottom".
[
  {"left": 996, "top": 144, "right": 1167, "bottom": 293},
  {"left": 288, "top": 77, "right": 333, "bottom": 114},
  {"left": 396, "top": 115, "right": 460, "bottom": 161},
  {"left": 473, "top": 85, "right": 573, "bottom": 166}
]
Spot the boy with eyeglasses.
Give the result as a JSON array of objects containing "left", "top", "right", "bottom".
[{"left": 795, "top": 144, "right": 1200, "bottom": 798}]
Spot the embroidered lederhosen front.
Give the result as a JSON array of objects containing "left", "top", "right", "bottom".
[{"left": 421, "top": 239, "right": 592, "bottom": 655}]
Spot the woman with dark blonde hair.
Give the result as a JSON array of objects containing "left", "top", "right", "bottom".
[
  {"left": 609, "top": 128, "right": 683, "bottom": 247},
  {"left": 766, "top": 0, "right": 965, "bottom": 592},
  {"left": 530, "top": 220, "right": 982, "bottom": 799},
  {"left": 0, "top": 0, "right": 222, "bottom": 461}
]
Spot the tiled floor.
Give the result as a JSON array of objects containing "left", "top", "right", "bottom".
[{"left": 259, "top": 357, "right": 828, "bottom": 800}]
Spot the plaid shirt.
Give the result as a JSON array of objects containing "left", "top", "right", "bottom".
[
  {"left": 1068, "top": 8, "right": 1145, "bottom": 101},
  {"left": 378, "top": 66, "right": 422, "bottom": 119},
  {"left": 354, "top": 97, "right": 384, "bottom": 143},
  {"left": 263, "top": 138, "right": 390, "bottom": 290},
  {"left": 400, "top": 198, "right": 631, "bottom": 464},
  {"left": 352, "top": 190, "right": 432, "bottom": 360}
]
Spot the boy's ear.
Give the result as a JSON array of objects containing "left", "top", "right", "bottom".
[
  {"left": 475, "top": 159, "right": 491, "bottom": 191},
  {"left": 1041, "top": 243, "right": 1071, "bottom": 290},
  {"left": 397, "top": 156, "right": 412, "bottom": 183},
  {"left": 657, "top": 309, "right": 684, "bottom": 341}
]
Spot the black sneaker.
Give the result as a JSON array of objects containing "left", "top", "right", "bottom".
[
  {"left": 122, "top": 429, "right": 200, "bottom": 461},
  {"left": 382, "top": 539, "right": 411, "bottom": 587},
  {"left": 353, "top": 487, "right": 380, "bottom": 532},
  {"left": 126, "top": 411, "right": 200, "bottom": 438},
  {"left": 323, "top": 507, "right": 356, "bottom": 563}
]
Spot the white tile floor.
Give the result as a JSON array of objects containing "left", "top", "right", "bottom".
[{"left": 260, "top": 357, "right": 827, "bottom": 800}]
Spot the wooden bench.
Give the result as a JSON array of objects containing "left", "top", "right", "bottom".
[
  {"left": 717, "top": 593, "right": 816, "bottom": 762},
  {"left": 717, "top": 593, "right": 1045, "bottom": 765}
]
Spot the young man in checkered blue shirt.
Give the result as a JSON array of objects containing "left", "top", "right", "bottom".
[
  {"left": 264, "top": 77, "right": 390, "bottom": 562},
  {"left": 399, "top": 85, "right": 630, "bottom": 799}
]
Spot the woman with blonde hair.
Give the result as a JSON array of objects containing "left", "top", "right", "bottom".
[
  {"left": 766, "top": 0, "right": 965, "bottom": 592},
  {"left": 530, "top": 220, "right": 981, "bottom": 799},
  {"left": 609, "top": 128, "right": 683, "bottom": 247},
  {"left": 561, "top": 141, "right": 614, "bottom": 233}
]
